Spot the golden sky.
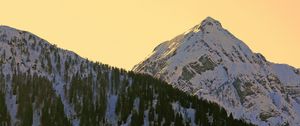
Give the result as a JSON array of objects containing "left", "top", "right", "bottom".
[{"left": 1, "top": 0, "right": 300, "bottom": 70}]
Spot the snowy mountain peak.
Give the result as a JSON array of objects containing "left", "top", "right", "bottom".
[
  {"left": 199, "top": 17, "right": 223, "bottom": 31},
  {"left": 0, "top": 25, "right": 22, "bottom": 34},
  {"left": 134, "top": 17, "right": 300, "bottom": 126},
  {"left": 0, "top": 25, "right": 21, "bottom": 38},
  {"left": 0, "top": 25, "right": 42, "bottom": 46},
  {"left": 0, "top": 25, "right": 13, "bottom": 30},
  {"left": 187, "top": 17, "right": 223, "bottom": 34}
]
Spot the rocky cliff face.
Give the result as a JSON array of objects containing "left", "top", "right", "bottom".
[{"left": 133, "top": 17, "right": 300, "bottom": 126}]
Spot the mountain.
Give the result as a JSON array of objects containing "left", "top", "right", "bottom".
[
  {"left": 133, "top": 17, "right": 300, "bottom": 126},
  {"left": 0, "top": 25, "right": 254, "bottom": 126}
]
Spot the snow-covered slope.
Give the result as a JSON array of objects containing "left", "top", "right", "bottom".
[
  {"left": 0, "top": 25, "right": 94, "bottom": 125},
  {"left": 0, "top": 25, "right": 254, "bottom": 126},
  {"left": 133, "top": 17, "right": 300, "bottom": 126}
]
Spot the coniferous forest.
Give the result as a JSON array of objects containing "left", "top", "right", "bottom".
[{"left": 0, "top": 64, "right": 255, "bottom": 126}]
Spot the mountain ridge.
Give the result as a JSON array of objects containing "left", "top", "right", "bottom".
[
  {"left": 0, "top": 24, "right": 254, "bottom": 126},
  {"left": 133, "top": 17, "right": 300, "bottom": 126}
]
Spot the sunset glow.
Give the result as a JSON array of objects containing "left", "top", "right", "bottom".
[{"left": 1, "top": 0, "right": 300, "bottom": 70}]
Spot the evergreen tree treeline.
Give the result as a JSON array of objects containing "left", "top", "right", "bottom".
[{"left": 0, "top": 63, "right": 256, "bottom": 126}]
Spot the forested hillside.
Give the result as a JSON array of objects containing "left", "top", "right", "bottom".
[
  {"left": 0, "top": 67, "right": 254, "bottom": 126},
  {"left": 0, "top": 25, "right": 254, "bottom": 126}
]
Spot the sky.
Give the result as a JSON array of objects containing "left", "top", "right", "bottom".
[{"left": 0, "top": 0, "right": 300, "bottom": 70}]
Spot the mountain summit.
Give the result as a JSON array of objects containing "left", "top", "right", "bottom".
[
  {"left": 133, "top": 17, "right": 300, "bottom": 126},
  {"left": 199, "top": 17, "right": 223, "bottom": 31}
]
